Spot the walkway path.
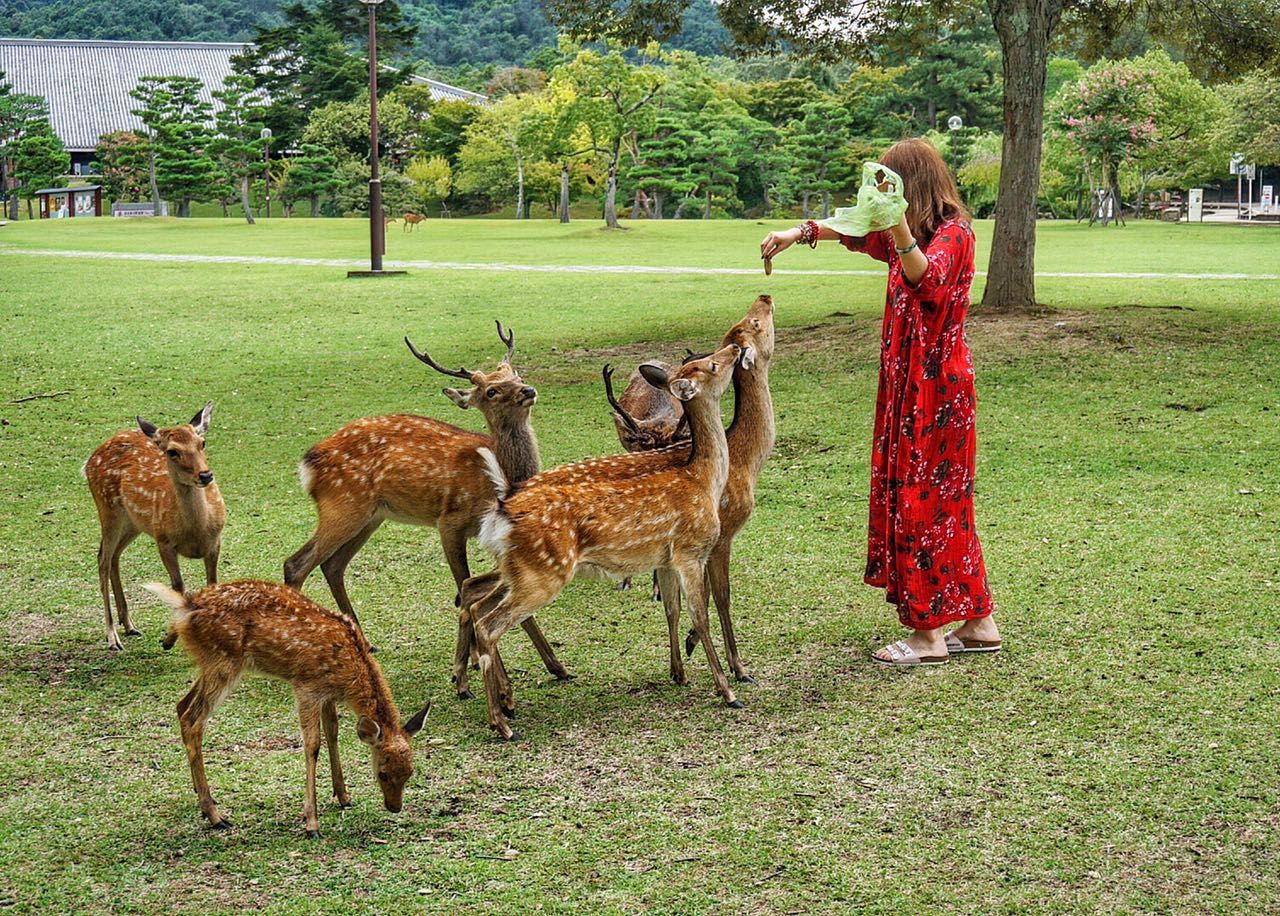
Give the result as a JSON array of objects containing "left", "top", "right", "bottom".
[{"left": 4, "top": 246, "right": 1278, "bottom": 281}]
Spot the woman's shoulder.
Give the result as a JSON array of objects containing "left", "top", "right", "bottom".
[{"left": 934, "top": 217, "right": 974, "bottom": 244}]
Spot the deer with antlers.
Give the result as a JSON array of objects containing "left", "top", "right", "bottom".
[
  {"left": 83, "top": 402, "right": 225, "bottom": 651},
  {"left": 458, "top": 343, "right": 743, "bottom": 740},
  {"left": 601, "top": 362, "right": 691, "bottom": 595},
  {"left": 144, "top": 579, "right": 431, "bottom": 838},
  {"left": 283, "top": 322, "right": 570, "bottom": 686}
]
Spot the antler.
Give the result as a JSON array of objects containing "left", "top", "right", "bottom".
[
  {"left": 404, "top": 336, "right": 474, "bottom": 381},
  {"left": 495, "top": 320, "right": 515, "bottom": 364},
  {"left": 602, "top": 364, "right": 639, "bottom": 431},
  {"left": 682, "top": 348, "right": 712, "bottom": 365}
]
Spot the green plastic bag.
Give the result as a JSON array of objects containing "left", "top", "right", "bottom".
[{"left": 819, "top": 161, "right": 908, "bottom": 237}]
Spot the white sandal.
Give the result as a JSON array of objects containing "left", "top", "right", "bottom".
[
  {"left": 872, "top": 639, "right": 949, "bottom": 667},
  {"left": 944, "top": 632, "right": 1003, "bottom": 654}
]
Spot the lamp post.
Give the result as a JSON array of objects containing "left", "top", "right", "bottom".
[
  {"left": 348, "top": 0, "right": 406, "bottom": 277},
  {"left": 260, "top": 127, "right": 272, "bottom": 219}
]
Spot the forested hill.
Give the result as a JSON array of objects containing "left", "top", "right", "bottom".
[{"left": 0, "top": 0, "right": 730, "bottom": 65}]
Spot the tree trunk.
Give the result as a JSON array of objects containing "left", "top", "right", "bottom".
[
  {"left": 559, "top": 163, "right": 570, "bottom": 224},
  {"left": 631, "top": 190, "right": 643, "bottom": 220},
  {"left": 310, "top": 194, "right": 320, "bottom": 218},
  {"left": 980, "top": 0, "right": 1063, "bottom": 311},
  {"left": 821, "top": 189, "right": 831, "bottom": 219},
  {"left": 761, "top": 179, "right": 772, "bottom": 218},
  {"left": 26, "top": 196, "right": 33, "bottom": 220},
  {"left": 515, "top": 153, "right": 525, "bottom": 220},
  {"left": 653, "top": 189, "right": 664, "bottom": 219},
  {"left": 179, "top": 198, "right": 191, "bottom": 218},
  {"left": 802, "top": 191, "right": 811, "bottom": 219},
  {"left": 927, "top": 69, "right": 938, "bottom": 131},
  {"left": 239, "top": 174, "right": 255, "bottom": 224},
  {"left": 148, "top": 148, "right": 161, "bottom": 212},
  {"left": 603, "top": 141, "right": 620, "bottom": 229},
  {"left": 703, "top": 191, "right": 712, "bottom": 219}
]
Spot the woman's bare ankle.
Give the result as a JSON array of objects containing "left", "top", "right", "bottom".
[{"left": 951, "top": 615, "right": 1000, "bottom": 642}]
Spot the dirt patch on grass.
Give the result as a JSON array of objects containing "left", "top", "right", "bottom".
[
  {"left": 225, "top": 734, "right": 302, "bottom": 754},
  {"left": 8, "top": 613, "right": 59, "bottom": 646}
]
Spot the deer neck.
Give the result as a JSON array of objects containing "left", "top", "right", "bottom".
[
  {"left": 171, "top": 476, "right": 214, "bottom": 533},
  {"left": 684, "top": 395, "right": 731, "bottom": 498},
  {"left": 726, "top": 364, "right": 775, "bottom": 479},
  {"left": 488, "top": 414, "right": 540, "bottom": 485}
]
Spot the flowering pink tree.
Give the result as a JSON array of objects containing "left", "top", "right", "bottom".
[{"left": 1055, "top": 60, "right": 1157, "bottom": 225}]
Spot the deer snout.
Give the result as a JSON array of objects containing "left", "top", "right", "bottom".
[
  {"left": 197, "top": 471, "right": 214, "bottom": 487},
  {"left": 384, "top": 800, "right": 402, "bottom": 813},
  {"left": 519, "top": 386, "right": 537, "bottom": 404}
]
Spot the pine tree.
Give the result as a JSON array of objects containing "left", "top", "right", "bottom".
[
  {"left": 283, "top": 144, "right": 341, "bottom": 217},
  {"left": 13, "top": 125, "right": 70, "bottom": 218},
  {"left": 209, "top": 74, "right": 270, "bottom": 223},
  {"left": 627, "top": 112, "right": 695, "bottom": 218},
  {"left": 785, "top": 98, "right": 854, "bottom": 218},
  {"left": 129, "top": 75, "right": 220, "bottom": 216},
  {"left": 1, "top": 71, "right": 49, "bottom": 220}
]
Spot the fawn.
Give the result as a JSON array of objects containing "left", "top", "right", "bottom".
[
  {"left": 84, "top": 402, "right": 225, "bottom": 651},
  {"left": 460, "top": 343, "right": 742, "bottom": 740},
  {"left": 144, "top": 579, "right": 431, "bottom": 838},
  {"left": 283, "top": 322, "right": 570, "bottom": 684}
]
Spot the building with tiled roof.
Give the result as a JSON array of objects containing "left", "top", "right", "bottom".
[{"left": 0, "top": 38, "right": 486, "bottom": 171}]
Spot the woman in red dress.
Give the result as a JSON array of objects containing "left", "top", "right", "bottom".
[{"left": 761, "top": 139, "right": 1001, "bottom": 666}]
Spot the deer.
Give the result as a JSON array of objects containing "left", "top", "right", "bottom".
[
  {"left": 143, "top": 579, "right": 431, "bottom": 838},
  {"left": 602, "top": 362, "right": 691, "bottom": 596},
  {"left": 383, "top": 214, "right": 397, "bottom": 229},
  {"left": 402, "top": 212, "right": 426, "bottom": 232},
  {"left": 283, "top": 321, "right": 571, "bottom": 689},
  {"left": 455, "top": 295, "right": 777, "bottom": 699},
  {"left": 458, "top": 343, "right": 743, "bottom": 740},
  {"left": 83, "top": 402, "right": 225, "bottom": 651}
]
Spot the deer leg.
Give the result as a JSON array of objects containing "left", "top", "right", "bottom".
[
  {"left": 319, "top": 519, "right": 383, "bottom": 624},
  {"left": 651, "top": 570, "right": 661, "bottom": 602},
  {"left": 108, "top": 530, "right": 141, "bottom": 638},
  {"left": 204, "top": 543, "right": 220, "bottom": 585},
  {"left": 617, "top": 576, "right": 632, "bottom": 592},
  {"left": 657, "top": 567, "right": 686, "bottom": 686},
  {"left": 177, "top": 670, "right": 238, "bottom": 829},
  {"left": 321, "top": 699, "right": 350, "bottom": 807},
  {"left": 157, "top": 540, "right": 184, "bottom": 593},
  {"left": 676, "top": 558, "right": 740, "bottom": 709},
  {"left": 439, "top": 522, "right": 472, "bottom": 608},
  {"left": 472, "top": 578, "right": 563, "bottom": 741},
  {"left": 456, "top": 581, "right": 508, "bottom": 701},
  {"left": 520, "top": 618, "right": 572, "bottom": 681},
  {"left": 453, "top": 605, "right": 477, "bottom": 700},
  {"left": 706, "top": 542, "right": 752, "bottom": 683},
  {"left": 297, "top": 696, "right": 324, "bottom": 838},
  {"left": 97, "top": 538, "right": 123, "bottom": 651}
]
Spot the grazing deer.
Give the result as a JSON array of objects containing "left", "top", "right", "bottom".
[
  {"left": 402, "top": 212, "right": 426, "bottom": 232},
  {"left": 460, "top": 343, "right": 743, "bottom": 740},
  {"left": 144, "top": 580, "right": 431, "bottom": 838},
  {"left": 602, "top": 362, "right": 691, "bottom": 596},
  {"left": 283, "top": 322, "right": 571, "bottom": 688},
  {"left": 384, "top": 214, "right": 397, "bottom": 228},
  {"left": 83, "top": 402, "right": 224, "bottom": 651}
]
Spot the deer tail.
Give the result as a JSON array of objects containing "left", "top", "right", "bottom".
[
  {"left": 144, "top": 583, "right": 195, "bottom": 650},
  {"left": 477, "top": 447, "right": 508, "bottom": 500}
]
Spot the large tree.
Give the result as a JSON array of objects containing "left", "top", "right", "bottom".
[
  {"left": 209, "top": 74, "right": 270, "bottom": 224},
  {"left": 12, "top": 126, "right": 70, "bottom": 218},
  {"left": 129, "top": 75, "right": 221, "bottom": 216},
  {"left": 94, "top": 131, "right": 150, "bottom": 203},
  {"left": 1, "top": 72, "right": 49, "bottom": 220},
  {"left": 541, "top": 0, "right": 1280, "bottom": 308}
]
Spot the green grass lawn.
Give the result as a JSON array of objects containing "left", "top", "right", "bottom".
[{"left": 1, "top": 218, "right": 1278, "bottom": 913}]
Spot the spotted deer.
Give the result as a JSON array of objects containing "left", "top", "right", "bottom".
[
  {"left": 601, "top": 362, "right": 690, "bottom": 596},
  {"left": 143, "top": 580, "right": 431, "bottom": 838},
  {"left": 459, "top": 343, "right": 742, "bottom": 740},
  {"left": 283, "top": 322, "right": 570, "bottom": 684},
  {"left": 83, "top": 402, "right": 225, "bottom": 651}
]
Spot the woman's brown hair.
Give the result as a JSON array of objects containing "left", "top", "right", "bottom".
[{"left": 880, "top": 138, "right": 969, "bottom": 247}]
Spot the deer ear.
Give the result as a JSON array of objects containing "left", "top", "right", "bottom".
[
  {"left": 637, "top": 363, "right": 670, "bottom": 390},
  {"left": 442, "top": 387, "right": 471, "bottom": 409},
  {"left": 739, "top": 346, "right": 756, "bottom": 371},
  {"left": 137, "top": 416, "right": 159, "bottom": 441},
  {"left": 356, "top": 716, "right": 383, "bottom": 746},
  {"left": 403, "top": 701, "right": 431, "bottom": 737},
  {"left": 190, "top": 401, "right": 213, "bottom": 436},
  {"left": 669, "top": 378, "right": 700, "bottom": 402}
]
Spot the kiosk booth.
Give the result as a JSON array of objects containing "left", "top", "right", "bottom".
[{"left": 34, "top": 185, "right": 103, "bottom": 219}]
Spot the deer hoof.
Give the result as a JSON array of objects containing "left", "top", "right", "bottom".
[
  {"left": 108, "top": 641, "right": 124, "bottom": 652},
  {"left": 555, "top": 671, "right": 576, "bottom": 682},
  {"left": 727, "top": 699, "right": 745, "bottom": 710},
  {"left": 736, "top": 673, "right": 757, "bottom": 685},
  {"left": 160, "top": 635, "right": 177, "bottom": 650},
  {"left": 501, "top": 706, "right": 517, "bottom": 720},
  {"left": 210, "top": 818, "right": 233, "bottom": 830},
  {"left": 367, "top": 645, "right": 379, "bottom": 654},
  {"left": 685, "top": 631, "right": 698, "bottom": 657},
  {"left": 501, "top": 730, "right": 522, "bottom": 742},
  {"left": 306, "top": 829, "right": 321, "bottom": 840},
  {"left": 336, "top": 797, "right": 353, "bottom": 809},
  {"left": 125, "top": 627, "right": 143, "bottom": 637},
  {"left": 457, "top": 689, "right": 474, "bottom": 701},
  {"left": 616, "top": 579, "right": 631, "bottom": 592}
]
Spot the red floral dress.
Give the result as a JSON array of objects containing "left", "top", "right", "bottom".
[{"left": 841, "top": 219, "right": 994, "bottom": 630}]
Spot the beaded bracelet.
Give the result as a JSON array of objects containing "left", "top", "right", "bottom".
[{"left": 798, "top": 219, "right": 820, "bottom": 248}]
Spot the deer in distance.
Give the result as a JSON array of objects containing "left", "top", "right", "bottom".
[
  {"left": 458, "top": 343, "right": 743, "bottom": 740},
  {"left": 144, "top": 580, "right": 431, "bottom": 838},
  {"left": 83, "top": 402, "right": 224, "bottom": 651},
  {"left": 283, "top": 322, "right": 571, "bottom": 686},
  {"left": 602, "top": 362, "right": 691, "bottom": 596},
  {"left": 402, "top": 212, "right": 426, "bottom": 231}
]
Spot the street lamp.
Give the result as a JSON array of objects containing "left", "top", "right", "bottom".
[
  {"left": 947, "top": 115, "right": 963, "bottom": 131},
  {"left": 348, "top": 0, "right": 406, "bottom": 277},
  {"left": 260, "top": 127, "right": 273, "bottom": 219}
]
